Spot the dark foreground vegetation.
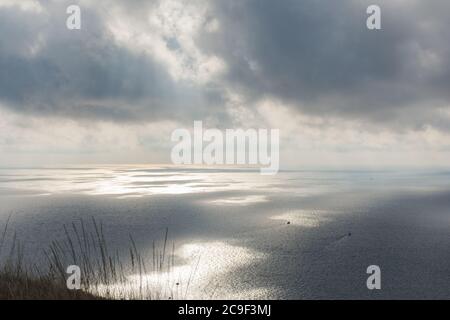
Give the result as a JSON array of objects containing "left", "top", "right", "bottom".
[{"left": 0, "top": 216, "right": 174, "bottom": 300}]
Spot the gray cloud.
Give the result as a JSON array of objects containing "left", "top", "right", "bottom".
[
  {"left": 1, "top": 0, "right": 450, "bottom": 132},
  {"left": 200, "top": 0, "right": 450, "bottom": 130},
  {"left": 0, "top": 1, "right": 226, "bottom": 123}
]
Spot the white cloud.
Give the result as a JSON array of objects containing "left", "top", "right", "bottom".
[
  {"left": 0, "top": 107, "right": 180, "bottom": 166},
  {"left": 105, "top": 0, "right": 226, "bottom": 84},
  {"left": 0, "top": 0, "right": 43, "bottom": 13},
  {"left": 255, "top": 99, "right": 450, "bottom": 168}
]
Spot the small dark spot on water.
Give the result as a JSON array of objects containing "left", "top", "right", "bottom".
[
  {"left": 287, "top": 221, "right": 291, "bottom": 225},
  {"left": 348, "top": 232, "right": 352, "bottom": 236}
]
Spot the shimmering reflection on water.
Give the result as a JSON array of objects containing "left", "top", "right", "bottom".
[
  {"left": 94, "top": 241, "right": 266, "bottom": 300},
  {"left": 2, "top": 166, "right": 450, "bottom": 299}
]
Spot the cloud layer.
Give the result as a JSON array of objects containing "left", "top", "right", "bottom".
[
  {"left": 1, "top": 0, "right": 450, "bottom": 166},
  {"left": 202, "top": 0, "right": 450, "bottom": 130},
  {"left": 0, "top": 0, "right": 226, "bottom": 123}
]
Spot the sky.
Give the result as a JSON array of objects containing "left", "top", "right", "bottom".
[{"left": 1, "top": 0, "right": 450, "bottom": 168}]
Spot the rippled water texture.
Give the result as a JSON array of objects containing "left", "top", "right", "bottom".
[{"left": 1, "top": 166, "right": 450, "bottom": 299}]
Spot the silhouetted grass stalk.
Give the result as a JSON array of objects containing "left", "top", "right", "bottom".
[{"left": 0, "top": 218, "right": 185, "bottom": 300}]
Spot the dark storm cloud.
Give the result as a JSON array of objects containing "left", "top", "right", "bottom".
[
  {"left": 1, "top": 0, "right": 450, "bottom": 131},
  {"left": 200, "top": 0, "right": 450, "bottom": 130},
  {"left": 0, "top": 2, "right": 226, "bottom": 123}
]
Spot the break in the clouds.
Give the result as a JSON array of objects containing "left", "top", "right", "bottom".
[
  {"left": 1, "top": 0, "right": 450, "bottom": 166},
  {"left": 0, "top": 0, "right": 227, "bottom": 123}
]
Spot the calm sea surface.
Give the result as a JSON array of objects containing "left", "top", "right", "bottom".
[{"left": 1, "top": 166, "right": 450, "bottom": 299}]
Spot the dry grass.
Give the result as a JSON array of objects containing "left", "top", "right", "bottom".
[
  {"left": 0, "top": 216, "right": 179, "bottom": 300},
  {"left": 0, "top": 274, "right": 100, "bottom": 300}
]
